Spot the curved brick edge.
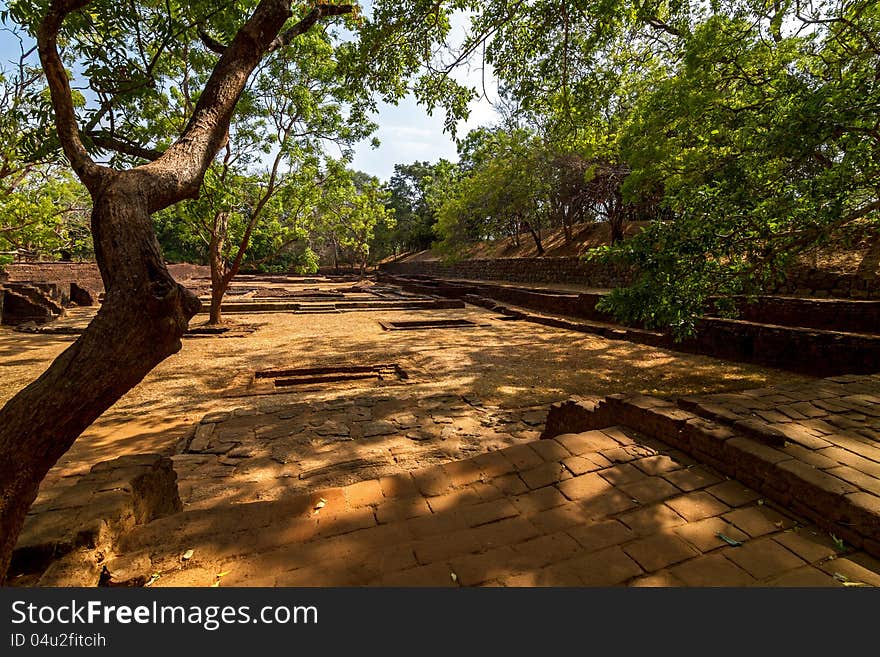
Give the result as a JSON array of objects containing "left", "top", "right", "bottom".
[
  {"left": 542, "top": 396, "right": 880, "bottom": 558},
  {"left": 8, "top": 454, "right": 182, "bottom": 586}
]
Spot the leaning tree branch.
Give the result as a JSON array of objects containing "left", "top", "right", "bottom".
[
  {"left": 268, "top": 4, "right": 353, "bottom": 52},
  {"left": 36, "top": 0, "right": 108, "bottom": 191},
  {"left": 142, "top": 1, "right": 353, "bottom": 213},
  {"left": 198, "top": 30, "right": 227, "bottom": 55},
  {"left": 87, "top": 132, "right": 164, "bottom": 161}
]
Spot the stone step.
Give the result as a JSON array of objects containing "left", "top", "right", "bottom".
[
  {"left": 721, "top": 295, "right": 880, "bottom": 334},
  {"left": 542, "top": 374, "right": 880, "bottom": 560},
  {"left": 8, "top": 455, "right": 181, "bottom": 585}
]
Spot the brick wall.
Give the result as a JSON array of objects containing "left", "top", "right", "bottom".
[
  {"left": 381, "top": 257, "right": 879, "bottom": 299},
  {"left": 0, "top": 262, "right": 211, "bottom": 293},
  {"left": 380, "top": 257, "right": 635, "bottom": 288},
  {"left": 0, "top": 262, "right": 104, "bottom": 291}
]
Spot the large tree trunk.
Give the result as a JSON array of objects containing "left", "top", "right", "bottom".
[
  {"left": 0, "top": 175, "right": 200, "bottom": 582},
  {"left": 0, "top": 0, "right": 352, "bottom": 584}
]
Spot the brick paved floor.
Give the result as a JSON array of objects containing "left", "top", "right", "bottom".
[{"left": 112, "top": 427, "right": 880, "bottom": 587}]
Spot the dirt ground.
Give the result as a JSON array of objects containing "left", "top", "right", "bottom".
[{"left": 0, "top": 277, "right": 809, "bottom": 511}]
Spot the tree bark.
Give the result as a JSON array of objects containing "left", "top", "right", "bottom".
[
  {"left": 0, "top": 173, "right": 200, "bottom": 583},
  {"left": 208, "top": 211, "right": 229, "bottom": 325},
  {"left": 523, "top": 219, "right": 545, "bottom": 255},
  {"left": 0, "top": 0, "right": 354, "bottom": 583}
]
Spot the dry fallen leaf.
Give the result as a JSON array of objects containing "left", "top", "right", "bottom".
[{"left": 216, "top": 570, "right": 231, "bottom": 578}]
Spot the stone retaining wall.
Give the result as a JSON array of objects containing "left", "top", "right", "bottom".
[
  {"left": 381, "top": 257, "right": 879, "bottom": 299},
  {"left": 381, "top": 257, "right": 634, "bottom": 288}
]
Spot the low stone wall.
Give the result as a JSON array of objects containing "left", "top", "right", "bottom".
[
  {"left": 1, "top": 262, "right": 104, "bottom": 292},
  {"left": 774, "top": 265, "right": 879, "bottom": 299},
  {"left": 0, "top": 262, "right": 212, "bottom": 296},
  {"left": 384, "top": 273, "right": 880, "bottom": 376},
  {"left": 541, "top": 380, "right": 880, "bottom": 558},
  {"left": 732, "top": 296, "right": 880, "bottom": 333},
  {"left": 381, "top": 257, "right": 880, "bottom": 299},
  {"left": 381, "top": 257, "right": 634, "bottom": 288}
]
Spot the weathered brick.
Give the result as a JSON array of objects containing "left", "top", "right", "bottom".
[
  {"left": 633, "top": 455, "right": 683, "bottom": 476},
  {"left": 619, "top": 477, "right": 680, "bottom": 505},
  {"left": 777, "top": 459, "right": 858, "bottom": 498},
  {"left": 817, "top": 446, "right": 880, "bottom": 479},
  {"left": 629, "top": 570, "right": 685, "bottom": 587},
  {"left": 471, "top": 450, "right": 517, "bottom": 478},
  {"left": 511, "top": 532, "right": 582, "bottom": 569},
  {"left": 448, "top": 546, "right": 517, "bottom": 586},
  {"left": 559, "top": 546, "right": 643, "bottom": 585},
  {"left": 579, "top": 489, "right": 640, "bottom": 519},
  {"left": 425, "top": 488, "right": 482, "bottom": 513},
  {"left": 663, "top": 466, "right": 723, "bottom": 492},
  {"left": 673, "top": 516, "right": 748, "bottom": 553},
  {"left": 619, "top": 504, "right": 687, "bottom": 536},
  {"left": 441, "top": 459, "right": 485, "bottom": 488},
  {"left": 623, "top": 533, "right": 700, "bottom": 572},
  {"left": 772, "top": 423, "right": 833, "bottom": 450},
  {"left": 665, "top": 492, "right": 730, "bottom": 522},
  {"left": 603, "top": 462, "right": 652, "bottom": 486},
  {"left": 826, "top": 467, "right": 880, "bottom": 497},
  {"left": 781, "top": 443, "right": 838, "bottom": 470},
  {"left": 500, "top": 444, "right": 545, "bottom": 471},
  {"left": 669, "top": 553, "right": 756, "bottom": 586},
  {"left": 315, "top": 507, "right": 376, "bottom": 538},
  {"left": 460, "top": 498, "right": 520, "bottom": 528},
  {"left": 379, "top": 473, "right": 419, "bottom": 499},
  {"left": 766, "top": 566, "right": 842, "bottom": 587},
  {"left": 375, "top": 497, "right": 432, "bottom": 524},
  {"left": 567, "top": 518, "right": 636, "bottom": 552},
  {"left": 823, "top": 433, "right": 880, "bottom": 463},
  {"left": 724, "top": 538, "right": 806, "bottom": 580},
  {"left": 773, "top": 529, "right": 839, "bottom": 564},
  {"left": 554, "top": 430, "right": 619, "bottom": 456},
  {"left": 491, "top": 473, "right": 529, "bottom": 496},
  {"left": 520, "top": 461, "right": 569, "bottom": 490},
  {"left": 562, "top": 455, "right": 603, "bottom": 476},
  {"left": 528, "top": 503, "right": 590, "bottom": 533},
  {"left": 411, "top": 466, "right": 455, "bottom": 497},
  {"left": 406, "top": 508, "right": 468, "bottom": 539},
  {"left": 557, "top": 472, "right": 612, "bottom": 501},
  {"left": 511, "top": 487, "right": 568, "bottom": 514},
  {"left": 529, "top": 439, "right": 572, "bottom": 461},
  {"left": 722, "top": 506, "right": 795, "bottom": 538},
  {"left": 705, "top": 480, "right": 761, "bottom": 507},
  {"left": 344, "top": 479, "right": 384, "bottom": 508},
  {"left": 374, "top": 562, "right": 458, "bottom": 587}
]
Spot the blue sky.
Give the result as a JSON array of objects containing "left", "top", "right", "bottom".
[{"left": 0, "top": 6, "right": 500, "bottom": 183}]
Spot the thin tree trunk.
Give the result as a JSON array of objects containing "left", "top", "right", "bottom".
[
  {"left": 207, "top": 211, "right": 229, "bottom": 325},
  {"left": 523, "top": 219, "right": 545, "bottom": 255}
]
